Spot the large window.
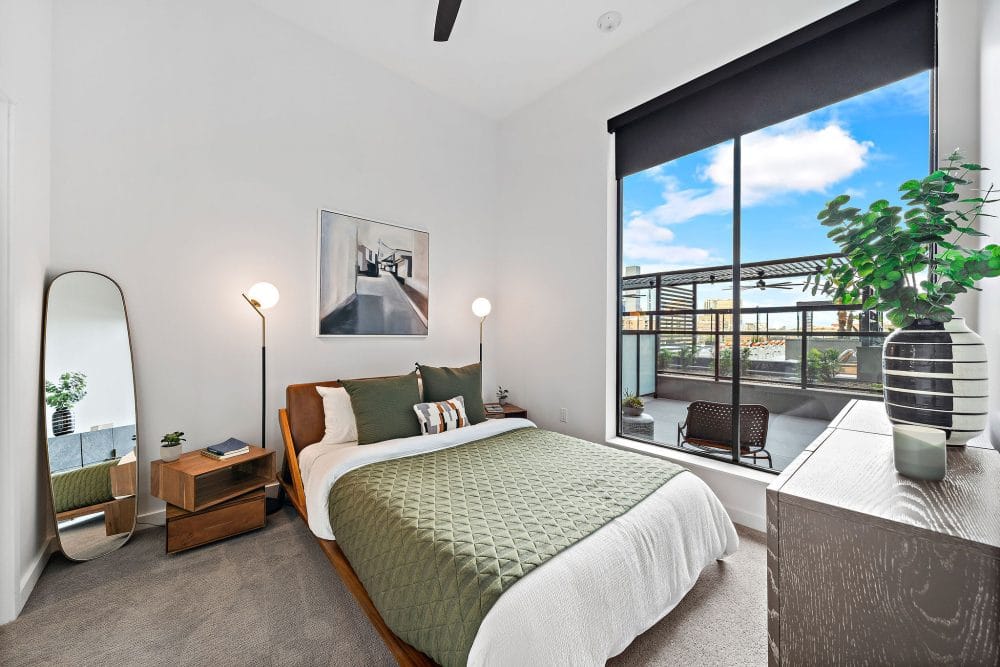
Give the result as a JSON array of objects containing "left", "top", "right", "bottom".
[{"left": 612, "top": 0, "right": 935, "bottom": 473}]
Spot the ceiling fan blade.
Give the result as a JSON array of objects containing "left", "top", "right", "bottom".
[{"left": 434, "top": 0, "right": 462, "bottom": 42}]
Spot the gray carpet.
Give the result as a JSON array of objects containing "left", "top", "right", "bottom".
[{"left": 0, "top": 507, "right": 766, "bottom": 666}]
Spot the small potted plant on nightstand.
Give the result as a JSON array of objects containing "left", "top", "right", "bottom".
[
  {"left": 160, "top": 431, "right": 186, "bottom": 462},
  {"left": 622, "top": 391, "right": 645, "bottom": 417},
  {"left": 497, "top": 386, "right": 509, "bottom": 406}
]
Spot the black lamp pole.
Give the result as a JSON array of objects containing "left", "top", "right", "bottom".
[
  {"left": 243, "top": 292, "right": 282, "bottom": 514},
  {"left": 242, "top": 293, "right": 266, "bottom": 450}
]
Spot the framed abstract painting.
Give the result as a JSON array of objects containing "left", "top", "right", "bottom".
[{"left": 317, "top": 210, "right": 429, "bottom": 336}]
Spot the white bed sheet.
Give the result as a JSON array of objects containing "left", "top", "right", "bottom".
[{"left": 299, "top": 420, "right": 738, "bottom": 665}]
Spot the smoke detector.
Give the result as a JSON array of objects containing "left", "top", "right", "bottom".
[{"left": 597, "top": 11, "right": 623, "bottom": 33}]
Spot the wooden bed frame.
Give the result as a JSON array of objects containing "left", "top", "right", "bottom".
[{"left": 278, "top": 380, "right": 436, "bottom": 667}]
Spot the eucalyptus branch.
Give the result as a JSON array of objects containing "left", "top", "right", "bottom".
[{"left": 817, "top": 151, "right": 1000, "bottom": 328}]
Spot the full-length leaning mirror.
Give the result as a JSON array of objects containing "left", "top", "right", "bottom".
[{"left": 43, "top": 271, "right": 138, "bottom": 561}]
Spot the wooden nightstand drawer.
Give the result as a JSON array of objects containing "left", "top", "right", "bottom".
[{"left": 165, "top": 490, "right": 265, "bottom": 553}]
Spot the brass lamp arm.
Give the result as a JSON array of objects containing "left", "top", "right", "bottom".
[{"left": 242, "top": 293, "right": 266, "bottom": 345}]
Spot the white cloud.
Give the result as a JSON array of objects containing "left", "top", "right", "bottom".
[
  {"left": 626, "top": 214, "right": 676, "bottom": 243},
  {"left": 622, "top": 210, "right": 722, "bottom": 272},
  {"left": 623, "top": 120, "right": 871, "bottom": 272},
  {"left": 708, "top": 121, "right": 872, "bottom": 205}
]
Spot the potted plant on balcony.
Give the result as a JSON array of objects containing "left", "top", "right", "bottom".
[
  {"left": 807, "top": 348, "right": 841, "bottom": 384},
  {"left": 44, "top": 372, "right": 88, "bottom": 436},
  {"left": 622, "top": 391, "right": 645, "bottom": 417},
  {"left": 160, "top": 431, "right": 186, "bottom": 462},
  {"left": 809, "top": 151, "right": 998, "bottom": 444},
  {"left": 658, "top": 348, "right": 675, "bottom": 371}
]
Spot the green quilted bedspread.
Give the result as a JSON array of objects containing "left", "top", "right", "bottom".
[
  {"left": 327, "top": 427, "right": 684, "bottom": 667},
  {"left": 52, "top": 458, "right": 119, "bottom": 514}
]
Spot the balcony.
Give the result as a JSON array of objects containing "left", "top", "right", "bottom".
[{"left": 619, "top": 255, "right": 887, "bottom": 472}]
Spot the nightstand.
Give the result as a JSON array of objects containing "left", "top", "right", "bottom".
[
  {"left": 150, "top": 446, "right": 275, "bottom": 553},
  {"left": 485, "top": 403, "right": 527, "bottom": 420}
]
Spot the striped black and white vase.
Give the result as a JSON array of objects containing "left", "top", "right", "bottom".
[
  {"left": 883, "top": 317, "right": 988, "bottom": 445},
  {"left": 51, "top": 407, "right": 75, "bottom": 437}
]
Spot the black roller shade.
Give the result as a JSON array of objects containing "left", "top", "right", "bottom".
[{"left": 609, "top": 0, "right": 935, "bottom": 179}]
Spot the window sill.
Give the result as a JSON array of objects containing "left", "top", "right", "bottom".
[{"left": 606, "top": 437, "right": 775, "bottom": 485}]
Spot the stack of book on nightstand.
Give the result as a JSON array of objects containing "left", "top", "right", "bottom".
[{"left": 201, "top": 438, "right": 250, "bottom": 461}]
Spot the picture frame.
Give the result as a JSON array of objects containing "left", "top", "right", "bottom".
[{"left": 316, "top": 209, "right": 429, "bottom": 337}]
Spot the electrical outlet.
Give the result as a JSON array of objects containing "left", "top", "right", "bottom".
[{"left": 559, "top": 408, "right": 568, "bottom": 423}]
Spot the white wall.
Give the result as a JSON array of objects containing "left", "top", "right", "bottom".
[
  {"left": 493, "top": 0, "right": 987, "bottom": 526},
  {"left": 0, "top": 0, "right": 53, "bottom": 624},
  {"left": 939, "top": 0, "right": 982, "bottom": 331},
  {"left": 49, "top": 0, "right": 499, "bottom": 517},
  {"left": 979, "top": 0, "right": 1000, "bottom": 448}
]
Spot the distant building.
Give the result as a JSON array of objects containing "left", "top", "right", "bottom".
[
  {"left": 698, "top": 298, "right": 733, "bottom": 332},
  {"left": 622, "top": 265, "right": 651, "bottom": 330}
]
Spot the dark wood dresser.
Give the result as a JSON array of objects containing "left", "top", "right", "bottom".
[{"left": 767, "top": 399, "right": 999, "bottom": 665}]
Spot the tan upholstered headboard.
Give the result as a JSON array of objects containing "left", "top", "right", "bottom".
[{"left": 285, "top": 380, "right": 342, "bottom": 455}]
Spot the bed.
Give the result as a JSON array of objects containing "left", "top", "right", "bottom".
[{"left": 279, "top": 379, "right": 738, "bottom": 667}]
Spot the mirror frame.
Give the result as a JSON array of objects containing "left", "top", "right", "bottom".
[{"left": 41, "top": 270, "right": 139, "bottom": 561}]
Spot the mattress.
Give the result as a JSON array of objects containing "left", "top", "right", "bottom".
[{"left": 300, "top": 419, "right": 739, "bottom": 665}]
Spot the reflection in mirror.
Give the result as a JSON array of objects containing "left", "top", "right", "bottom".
[{"left": 43, "top": 272, "right": 137, "bottom": 561}]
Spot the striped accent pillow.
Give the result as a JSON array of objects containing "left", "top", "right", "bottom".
[{"left": 413, "top": 396, "right": 468, "bottom": 435}]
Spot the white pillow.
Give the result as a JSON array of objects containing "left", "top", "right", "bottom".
[{"left": 315, "top": 385, "right": 358, "bottom": 445}]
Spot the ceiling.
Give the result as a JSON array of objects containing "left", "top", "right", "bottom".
[{"left": 250, "top": 0, "right": 693, "bottom": 119}]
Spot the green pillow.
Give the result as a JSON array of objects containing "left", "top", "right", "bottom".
[
  {"left": 340, "top": 372, "right": 422, "bottom": 445},
  {"left": 417, "top": 363, "right": 487, "bottom": 424}
]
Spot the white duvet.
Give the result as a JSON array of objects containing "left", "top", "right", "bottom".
[{"left": 299, "top": 419, "right": 739, "bottom": 666}]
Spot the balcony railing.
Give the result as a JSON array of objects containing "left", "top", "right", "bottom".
[{"left": 621, "top": 302, "right": 887, "bottom": 396}]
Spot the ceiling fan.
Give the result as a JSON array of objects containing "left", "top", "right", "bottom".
[
  {"left": 722, "top": 271, "right": 804, "bottom": 291},
  {"left": 434, "top": 0, "right": 462, "bottom": 41}
]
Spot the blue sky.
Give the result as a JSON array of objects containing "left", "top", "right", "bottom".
[{"left": 622, "top": 71, "right": 931, "bottom": 309}]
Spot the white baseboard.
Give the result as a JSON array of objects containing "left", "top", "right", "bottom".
[
  {"left": 137, "top": 508, "right": 165, "bottom": 528},
  {"left": 723, "top": 506, "right": 766, "bottom": 533},
  {"left": 16, "top": 537, "right": 54, "bottom": 615}
]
